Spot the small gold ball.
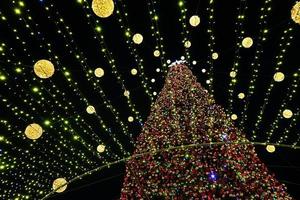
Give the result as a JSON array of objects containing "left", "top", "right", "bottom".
[
  {"left": 184, "top": 40, "right": 191, "bottom": 48},
  {"left": 131, "top": 68, "right": 138, "bottom": 75},
  {"left": 124, "top": 90, "right": 130, "bottom": 97},
  {"left": 231, "top": 114, "right": 238, "bottom": 120},
  {"left": 242, "top": 37, "right": 253, "bottom": 48},
  {"left": 212, "top": 52, "right": 219, "bottom": 60},
  {"left": 34, "top": 59, "right": 55, "bottom": 79},
  {"left": 229, "top": 71, "right": 237, "bottom": 78},
  {"left": 53, "top": 178, "right": 68, "bottom": 193},
  {"left": 86, "top": 105, "right": 96, "bottom": 114},
  {"left": 153, "top": 50, "right": 160, "bottom": 57},
  {"left": 25, "top": 123, "right": 43, "bottom": 140},
  {"left": 94, "top": 68, "right": 104, "bottom": 78},
  {"left": 92, "top": 0, "right": 114, "bottom": 18},
  {"left": 273, "top": 72, "right": 285, "bottom": 82},
  {"left": 128, "top": 116, "right": 134, "bottom": 122},
  {"left": 97, "top": 144, "right": 106, "bottom": 153},
  {"left": 189, "top": 15, "right": 200, "bottom": 27},
  {"left": 282, "top": 109, "right": 293, "bottom": 119},
  {"left": 266, "top": 145, "right": 276, "bottom": 153},
  {"left": 238, "top": 93, "right": 245, "bottom": 99},
  {"left": 132, "top": 33, "right": 143, "bottom": 44}
]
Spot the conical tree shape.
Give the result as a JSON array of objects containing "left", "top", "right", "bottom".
[{"left": 120, "top": 64, "right": 293, "bottom": 199}]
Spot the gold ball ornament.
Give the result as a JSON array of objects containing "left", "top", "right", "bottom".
[
  {"left": 132, "top": 33, "right": 143, "bottom": 44},
  {"left": 231, "top": 114, "right": 238, "bottom": 120},
  {"left": 92, "top": 0, "right": 114, "bottom": 18},
  {"left": 282, "top": 109, "right": 293, "bottom": 119},
  {"left": 124, "top": 90, "right": 130, "bottom": 97},
  {"left": 52, "top": 178, "right": 68, "bottom": 193},
  {"left": 212, "top": 52, "right": 219, "bottom": 60},
  {"left": 242, "top": 37, "right": 253, "bottom": 48},
  {"left": 153, "top": 50, "right": 160, "bottom": 57},
  {"left": 189, "top": 15, "right": 200, "bottom": 27},
  {"left": 86, "top": 105, "right": 96, "bottom": 114},
  {"left": 238, "top": 93, "right": 245, "bottom": 99},
  {"left": 229, "top": 71, "right": 237, "bottom": 78},
  {"left": 273, "top": 72, "right": 285, "bottom": 82},
  {"left": 291, "top": 2, "right": 300, "bottom": 25},
  {"left": 97, "top": 144, "right": 106, "bottom": 153},
  {"left": 25, "top": 123, "right": 43, "bottom": 140},
  {"left": 266, "top": 145, "right": 276, "bottom": 153},
  {"left": 184, "top": 40, "right": 191, "bottom": 48},
  {"left": 131, "top": 68, "right": 138, "bottom": 75},
  {"left": 34, "top": 59, "right": 55, "bottom": 79},
  {"left": 128, "top": 116, "right": 134, "bottom": 122},
  {"left": 94, "top": 67, "right": 104, "bottom": 78}
]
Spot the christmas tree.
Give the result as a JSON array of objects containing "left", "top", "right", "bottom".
[{"left": 120, "top": 63, "right": 293, "bottom": 199}]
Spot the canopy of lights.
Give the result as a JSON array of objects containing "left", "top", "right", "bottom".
[{"left": 0, "top": 0, "right": 300, "bottom": 199}]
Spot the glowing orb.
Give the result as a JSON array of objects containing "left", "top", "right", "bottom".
[
  {"left": 94, "top": 67, "right": 104, "bottom": 78},
  {"left": 25, "top": 123, "right": 43, "bottom": 140},
  {"left": 189, "top": 15, "right": 200, "bottom": 27},
  {"left": 86, "top": 105, "right": 96, "bottom": 114},
  {"left": 282, "top": 109, "right": 293, "bottom": 119},
  {"left": 291, "top": 2, "right": 300, "bottom": 25},
  {"left": 128, "top": 116, "right": 134, "bottom": 122},
  {"left": 242, "top": 37, "right": 253, "bottom": 48},
  {"left": 132, "top": 33, "right": 143, "bottom": 44},
  {"left": 184, "top": 40, "right": 191, "bottom": 48},
  {"left": 52, "top": 178, "right": 68, "bottom": 193},
  {"left": 153, "top": 50, "right": 160, "bottom": 57},
  {"left": 34, "top": 59, "right": 55, "bottom": 79},
  {"left": 266, "top": 145, "right": 276, "bottom": 153},
  {"left": 238, "top": 93, "right": 245, "bottom": 99},
  {"left": 212, "top": 52, "right": 219, "bottom": 60},
  {"left": 273, "top": 72, "right": 285, "bottom": 82},
  {"left": 131, "top": 68, "right": 138, "bottom": 75},
  {"left": 229, "top": 71, "right": 237, "bottom": 78},
  {"left": 231, "top": 114, "right": 238, "bottom": 120},
  {"left": 97, "top": 144, "right": 106, "bottom": 153},
  {"left": 124, "top": 90, "right": 130, "bottom": 97},
  {"left": 92, "top": 0, "right": 114, "bottom": 18}
]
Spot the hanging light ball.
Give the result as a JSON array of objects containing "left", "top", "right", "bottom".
[
  {"left": 266, "top": 145, "right": 276, "bottom": 153},
  {"left": 25, "top": 123, "right": 43, "bottom": 140},
  {"left": 52, "top": 178, "right": 68, "bottom": 193},
  {"left": 212, "top": 52, "right": 219, "bottom": 60},
  {"left": 33, "top": 59, "right": 55, "bottom": 79},
  {"left": 238, "top": 93, "right": 245, "bottom": 99},
  {"left": 273, "top": 72, "right": 285, "bottom": 82},
  {"left": 229, "top": 71, "right": 237, "bottom": 78},
  {"left": 153, "top": 50, "right": 160, "bottom": 57},
  {"left": 92, "top": 0, "right": 114, "bottom": 18},
  {"left": 131, "top": 68, "right": 138, "bottom": 75},
  {"left": 124, "top": 90, "right": 130, "bottom": 97},
  {"left": 184, "top": 40, "right": 191, "bottom": 48},
  {"left": 189, "top": 15, "right": 200, "bottom": 27},
  {"left": 94, "top": 67, "right": 104, "bottom": 78},
  {"left": 291, "top": 2, "right": 300, "bottom": 25},
  {"left": 231, "top": 114, "right": 238, "bottom": 120},
  {"left": 97, "top": 144, "right": 106, "bottom": 153},
  {"left": 132, "top": 33, "right": 143, "bottom": 44},
  {"left": 86, "top": 105, "right": 96, "bottom": 114},
  {"left": 282, "top": 109, "right": 293, "bottom": 119},
  {"left": 128, "top": 116, "right": 134, "bottom": 122},
  {"left": 242, "top": 37, "right": 253, "bottom": 48}
]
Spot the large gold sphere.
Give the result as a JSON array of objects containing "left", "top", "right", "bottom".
[
  {"left": 189, "top": 15, "right": 200, "bottom": 27},
  {"left": 34, "top": 59, "right": 55, "bottom": 79},
  {"left": 266, "top": 145, "right": 276, "bottom": 153},
  {"left": 97, "top": 144, "right": 106, "bottom": 153},
  {"left": 242, "top": 37, "right": 253, "bottom": 48},
  {"left": 291, "top": 2, "right": 300, "bottom": 25},
  {"left": 132, "top": 33, "right": 143, "bottom": 44},
  {"left": 282, "top": 109, "right": 293, "bottom": 119},
  {"left": 52, "top": 178, "right": 68, "bottom": 193},
  {"left": 94, "top": 67, "right": 104, "bottom": 78},
  {"left": 25, "top": 123, "right": 43, "bottom": 140},
  {"left": 273, "top": 72, "right": 285, "bottom": 82},
  {"left": 92, "top": 0, "right": 114, "bottom": 18}
]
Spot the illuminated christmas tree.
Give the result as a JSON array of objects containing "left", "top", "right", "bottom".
[{"left": 120, "top": 63, "right": 293, "bottom": 199}]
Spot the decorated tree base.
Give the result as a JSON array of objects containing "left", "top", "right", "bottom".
[{"left": 120, "top": 64, "right": 293, "bottom": 199}]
